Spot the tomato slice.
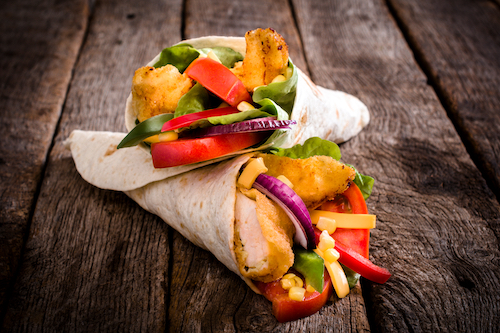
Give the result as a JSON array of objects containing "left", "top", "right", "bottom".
[
  {"left": 184, "top": 57, "right": 252, "bottom": 107},
  {"left": 151, "top": 131, "right": 267, "bottom": 168},
  {"left": 255, "top": 270, "right": 333, "bottom": 323},
  {"left": 161, "top": 106, "right": 239, "bottom": 132}
]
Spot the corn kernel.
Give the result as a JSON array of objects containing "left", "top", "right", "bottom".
[
  {"left": 277, "top": 175, "right": 294, "bottom": 189},
  {"left": 280, "top": 278, "right": 294, "bottom": 290},
  {"left": 324, "top": 248, "right": 340, "bottom": 263},
  {"left": 285, "top": 67, "right": 293, "bottom": 79},
  {"left": 237, "top": 101, "right": 254, "bottom": 112},
  {"left": 318, "top": 230, "right": 335, "bottom": 252},
  {"left": 207, "top": 50, "right": 222, "bottom": 63},
  {"left": 271, "top": 74, "right": 286, "bottom": 83},
  {"left": 306, "top": 284, "right": 316, "bottom": 293},
  {"left": 316, "top": 216, "right": 337, "bottom": 234},
  {"left": 283, "top": 273, "right": 297, "bottom": 280},
  {"left": 289, "top": 287, "right": 306, "bottom": 301},
  {"left": 158, "top": 131, "right": 178, "bottom": 142},
  {"left": 293, "top": 276, "right": 304, "bottom": 288}
]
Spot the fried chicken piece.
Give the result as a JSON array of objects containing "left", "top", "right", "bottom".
[
  {"left": 258, "top": 154, "right": 356, "bottom": 209},
  {"left": 131, "top": 65, "right": 193, "bottom": 122},
  {"left": 234, "top": 191, "right": 294, "bottom": 283},
  {"left": 231, "top": 28, "right": 289, "bottom": 92}
]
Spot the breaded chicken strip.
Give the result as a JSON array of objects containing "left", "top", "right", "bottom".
[
  {"left": 259, "top": 154, "right": 356, "bottom": 209},
  {"left": 234, "top": 190, "right": 294, "bottom": 283},
  {"left": 131, "top": 65, "right": 193, "bottom": 122},
  {"left": 231, "top": 28, "right": 289, "bottom": 92}
]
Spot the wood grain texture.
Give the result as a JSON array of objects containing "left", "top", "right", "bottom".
[
  {"left": 1, "top": 0, "right": 183, "bottom": 331},
  {"left": 0, "top": 0, "right": 89, "bottom": 315},
  {"left": 292, "top": 0, "right": 500, "bottom": 331},
  {"left": 387, "top": 0, "right": 500, "bottom": 200}
]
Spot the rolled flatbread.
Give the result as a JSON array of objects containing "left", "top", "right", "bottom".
[{"left": 64, "top": 34, "right": 367, "bottom": 292}]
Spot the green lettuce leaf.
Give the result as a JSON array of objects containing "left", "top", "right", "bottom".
[
  {"left": 347, "top": 165, "right": 375, "bottom": 200},
  {"left": 153, "top": 44, "right": 200, "bottom": 72},
  {"left": 199, "top": 47, "right": 243, "bottom": 68},
  {"left": 270, "top": 137, "right": 342, "bottom": 160},
  {"left": 252, "top": 61, "right": 298, "bottom": 114},
  {"left": 174, "top": 82, "right": 211, "bottom": 117}
]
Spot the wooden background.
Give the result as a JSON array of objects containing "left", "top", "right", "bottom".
[{"left": 1, "top": 0, "right": 499, "bottom": 331}]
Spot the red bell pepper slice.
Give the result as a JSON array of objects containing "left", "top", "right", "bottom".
[
  {"left": 334, "top": 241, "right": 391, "bottom": 284},
  {"left": 161, "top": 106, "right": 239, "bottom": 132},
  {"left": 255, "top": 270, "right": 333, "bottom": 323},
  {"left": 184, "top": 57, "right": 252, "bottom": 107}
]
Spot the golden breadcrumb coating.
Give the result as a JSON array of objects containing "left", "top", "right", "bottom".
[
  {"left": 258, "top": 154, "right": 356, "bottom": 209},
  {"left": 131, "top": 65, "right": 193, "bottom": 122},
  {"left": 231, "top": 28, "right": 289, "bottom": 92}
]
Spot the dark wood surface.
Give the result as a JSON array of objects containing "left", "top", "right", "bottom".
[{"left": 1, "top": 0, "right": 499, "bottom": 332}]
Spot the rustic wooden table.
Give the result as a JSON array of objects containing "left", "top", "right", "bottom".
[{"left": 1, "top": 0, "right": 500, "bottom": 332}]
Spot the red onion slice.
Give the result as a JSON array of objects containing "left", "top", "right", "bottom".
[
  {"left": 191, "top": 117, "right": 296, "bottom": 138},
  {"left": 253, "top": 174, "right": 316, "bottom": 249}
]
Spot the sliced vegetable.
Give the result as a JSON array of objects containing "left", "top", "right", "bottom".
[
  {"left": 270, "top": 137, "right": 342, "bottom": 160},
  {"left": 118, "top": 113, "right": 174, "bottom": 148},
  {"left": 334, "top": 241, "right": 391, "bottom": 284},
  {"left": 161, "top": 107, "right": 239, "bottom": 132},
  {"left": 255, "top": 270, "right": 333, "bottom": 323},
  {"left": 191, "top": 118, "right": 296, "bottom": 138},
  {"left": 252, "top": 174, "right": 315, "bottom": 249},
  {"left": 184, "top": 57, "right": 252, "bottom": 107},
  {"left": 292, "top": 247, "right": 324, "bottom": 292},
  {"left": 151, "top": 131, "right": 268, "bottom": 168}
]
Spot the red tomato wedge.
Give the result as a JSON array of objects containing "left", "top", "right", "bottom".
[
  {"left": 151, "top": 131, "right": 267, "bottom": 168},
  {"left": 161, "top": 107, "right": 239, "bottom": 132},
  {"left": 184, "top": 57, "right": 252, "bottom": 107},
  {"left": 255, "top": 270, "right": 333, "bottom": 323}
]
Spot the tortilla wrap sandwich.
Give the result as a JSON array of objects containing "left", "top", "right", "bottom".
[{"left": 65, "top": 29, "right": 389, "bottom": 322}]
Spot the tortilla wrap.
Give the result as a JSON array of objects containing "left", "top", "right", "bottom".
[{"left": 64, "top": 35, "right": 369, "bottom": 292}]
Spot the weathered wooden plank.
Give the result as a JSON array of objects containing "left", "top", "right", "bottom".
[
  {"left": 164, "top": 0, "right": 371, "bottom": 331},
  {"left": 1, "top": 0, "right": 183, "bottom": 331},
  {"left": 0, "top": 0, "right": 89, "bottom": 316},
  {"left": 292, "top": 0, "right": 500, "bottom": 331},
  {"left": 387, "top": 0, "right": 500, "bottom": 200}
]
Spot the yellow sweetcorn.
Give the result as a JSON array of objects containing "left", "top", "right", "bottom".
[
  {"left": 237, "top": 101, "right": 254, "bottom": 112},
  {"left": 306, "top": 284, "right": 316, "bottom": 293},
  {"left": 318, "top": 230, "right": 335, "bottom": 252},
  {"left": 277, "top": 175, "right": 294, "bottom": 189},
  {"left": 271, "top": 74, "right": 286, "bottom": 83},
  {"left": 237, "top": 158, "right": 268, "bottom": 189},
  {"left": 289, "top": 287, "right": 306, "bottom": 301},
  {"left": 309, "top": 210, "right": 376, "bottom": 229},
  {"left": 316, "top": 216, "right": 337, "bottom": 234},
  {"left": 324, "top": 248, "right": 340, "bottom": 263},
  {"left": 280, "top": 278, "right": 295, "bottom": 290},
  {"left": 284, "top": 67, "right": 293, "bottom": 80},
  {"left": 158, "top": 131, "right": 178, "bottom": 142}
]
